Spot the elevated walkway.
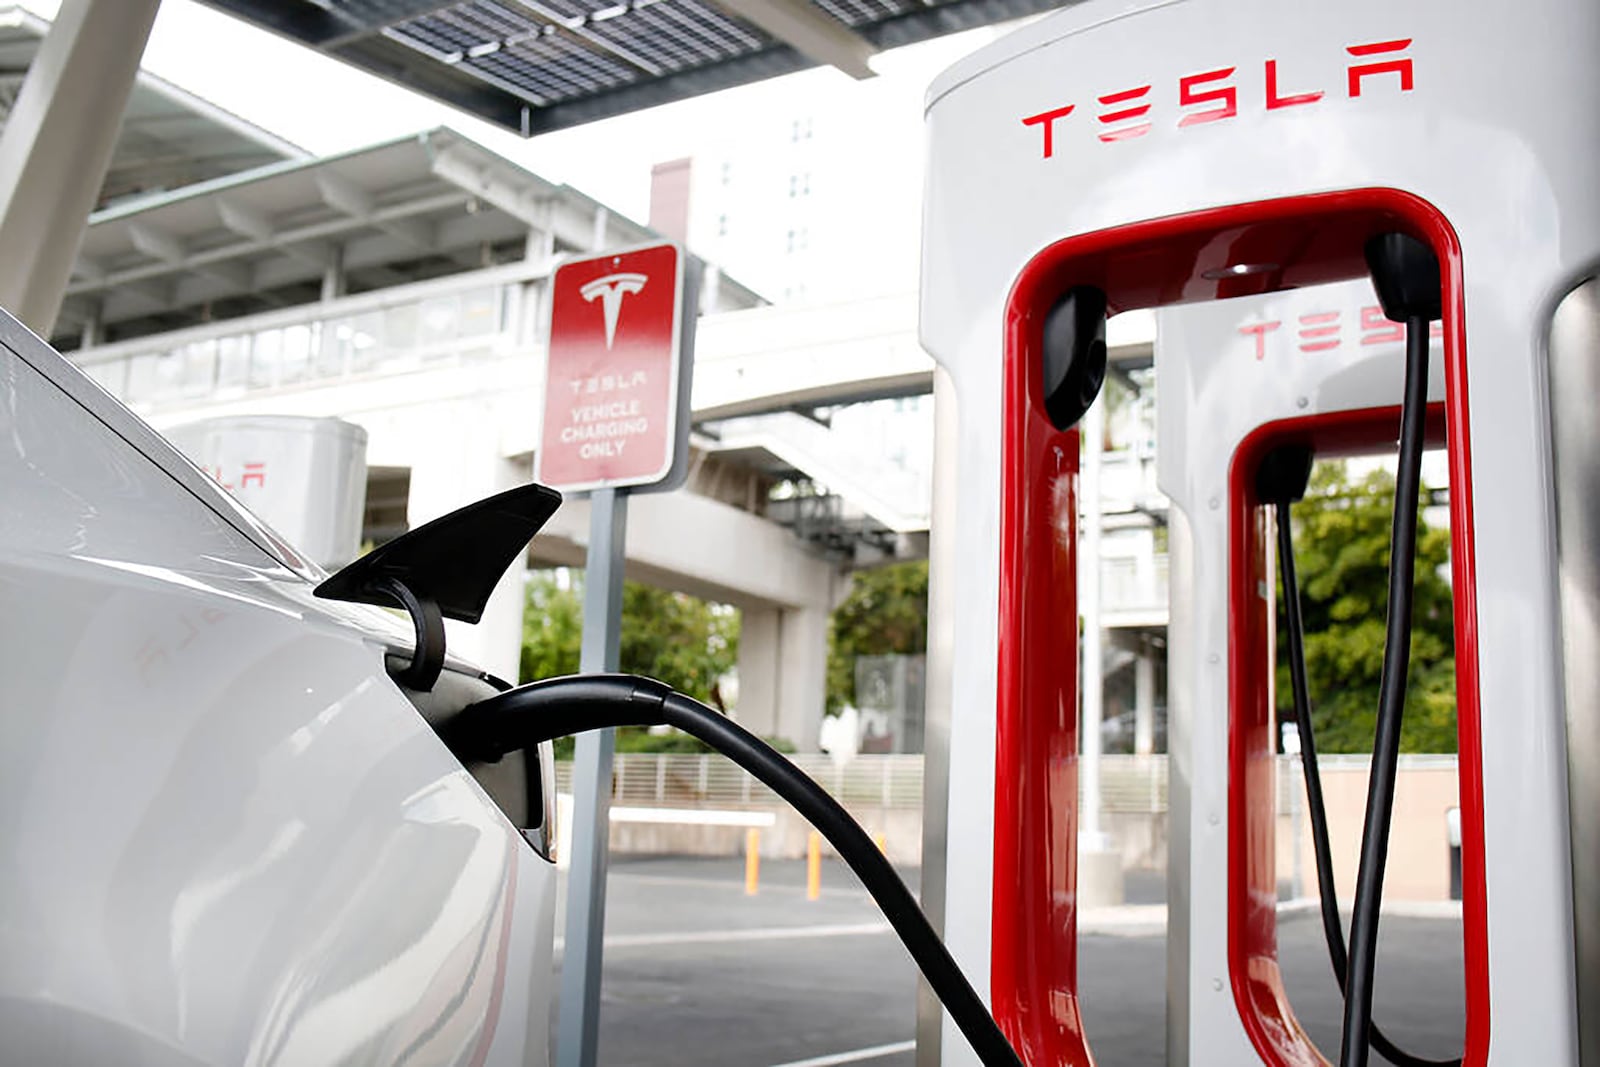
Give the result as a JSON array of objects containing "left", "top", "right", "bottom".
[{"left": 692, "top": 293, "right": 932, "bottom": 422}]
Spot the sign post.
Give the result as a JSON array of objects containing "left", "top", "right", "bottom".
[
  {"left": 538, "top": 242, "right": 697, "bottom": 1067},
  {"left": 558, "top": 486, "right": 626, "bottom": 1067}
]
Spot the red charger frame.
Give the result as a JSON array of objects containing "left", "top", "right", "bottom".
[{"left": 996, "top": 188, "right": 1487, "bottom": 1066}]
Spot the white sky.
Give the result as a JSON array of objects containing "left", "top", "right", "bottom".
[{"left": 19, "top": 0, "right": 982, "bottom": 229}]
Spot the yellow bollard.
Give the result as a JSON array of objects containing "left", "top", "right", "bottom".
[
  {"left": 806, "top": 830, "right": 822, "bottom": 901},
  {"left": 745, "top": 827, "right": 761, "bottom": 896}
]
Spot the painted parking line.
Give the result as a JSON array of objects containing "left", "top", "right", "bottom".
[
  {"left": 768, "top": 1039, "right": 917, "bottom": 1067},
  {"left": 554, "top": 920, "right": 893, "bottom": 952}
]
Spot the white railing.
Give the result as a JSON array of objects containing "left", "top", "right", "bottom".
[
  {"left": 555, "top": 752, "right": 924, "bottom": 813},
  {"left": 70, "top": 264, "right": 532, "bottom": 413},
  {"left": 556, "top": 752, "right": 1461, "bottom": 818}
]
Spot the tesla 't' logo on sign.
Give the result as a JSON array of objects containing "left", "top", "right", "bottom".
[{"left": 581, "top": 272, "right": 648, "bottom": 350}]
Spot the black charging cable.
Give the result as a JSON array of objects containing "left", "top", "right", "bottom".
[
  {"left": 1336, "top": 309, "right": 1433, "bottom": 1067},
  {"left": 442, "top": 674, "right": 1026, "bottom": 1067},
  {"left": 1273, "top": 494, "right": 1460, "bottom": 1067}
]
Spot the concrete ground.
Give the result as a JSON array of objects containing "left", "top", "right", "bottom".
[{"left": 554, "top": 857, "right": 1465, "bottom": 1066}]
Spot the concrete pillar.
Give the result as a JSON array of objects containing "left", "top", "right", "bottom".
[
  {"left": 735, "top": 606, "right": 781, "bottom": 737},
  {"left": 405, "top": 425, "right": 526, "bottom": 683},
  {"left": 1135, "top": 646, "right": 1157, "bottom": 756},
  {"left": 734, "top": 603, "right": 827, "bottom": 750},
  {"left": 0, "top": 0, "right": 161, "bottom": 334},
  {"left": 776, "top": 605, "right": 828, "bottom": 750}
]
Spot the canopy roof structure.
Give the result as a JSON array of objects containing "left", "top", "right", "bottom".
[
  {"left": 194, "top": 0, "right": 1062, "bottom": 135},
  {"left": 0, "top": 6, "right": 303, "bottom": 210},
  {"left": 59, "top": 126, "right": 756, "bottom": 346}
]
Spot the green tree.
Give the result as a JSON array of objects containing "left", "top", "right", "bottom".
[
  {"left": 521, "top": 569, "right": 583, "bottom": 681},
  {"left": 521, "top": 570, "right": 739, "bottom": 754},
  {"left": 618, "top": 581, "right": 739, "bottom": 711},
  {"left": 826, "top": 559, "right": 929, "bottom": 712},
  {"left": 1278, "top": 463, "right": 1457, "bottom": 753}
]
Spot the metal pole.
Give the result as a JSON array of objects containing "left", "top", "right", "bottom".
[
  {"left": 557, "top": 487, "right": 628, "bottom": 1067},
  {"left": 0, "top": 0, "right": 161, "bottom": 334}
]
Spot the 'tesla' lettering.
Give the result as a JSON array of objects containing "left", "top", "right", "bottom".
[
  {"left": 1022, "top": 38, "right": 1415, "bottom": 159},
  {"left": 1238, "top": 303, "right": 1444, "bottom": 360}
]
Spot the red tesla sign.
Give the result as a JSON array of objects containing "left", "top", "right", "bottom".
[{"left": 536, "top": 242, "right": 688, "bottom": 492}]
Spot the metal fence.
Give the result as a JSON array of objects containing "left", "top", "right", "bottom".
[
  {"left": 554, "top": 752, "right": 925, "bottom": 811},
  {"left": 554, "top": 752, "right": 1458, "bottom": 816},
  {"left": 554, "top": 753, "right": 1172, "bottom": 814}
]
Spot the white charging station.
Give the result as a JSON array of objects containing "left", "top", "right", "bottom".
[{"left": 920, "top": 2, "right": 1600, "bottom": 1062}]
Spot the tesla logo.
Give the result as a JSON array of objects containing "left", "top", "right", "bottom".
[
  {"left": 1240, "top": 303, "right": 1442, "bottom": 360},
  {"left": 581, "top": 272, "right": 648, "bottom": 350},
  {"left": 1022, "top": 38, "right": 1414, "bottom": 159}
]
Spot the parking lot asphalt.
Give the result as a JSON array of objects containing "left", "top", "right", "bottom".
[{"left": 554, "top": 857, "right": 1465, "bottom": 1066}]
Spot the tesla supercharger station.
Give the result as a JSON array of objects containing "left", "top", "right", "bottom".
[{"left": 920, "top": 1, "right": 1598, "bottom": 1064}]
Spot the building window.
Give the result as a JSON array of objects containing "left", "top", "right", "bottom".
[
  {"left": 791, "top": 117, "right": 812, "bottom": 142},
  {"left": 720, "top": 160, "right": 733, "bottom": 186},
  {"left": 717, "top": 213, "right": 729, "bottom": 236}
]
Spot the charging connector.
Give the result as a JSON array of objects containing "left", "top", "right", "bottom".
[
  {"left": 1041, "top": 285, "right": 1108, "bottom": 431},
  {"left": 444, "top": 674, "right": 1025, "bottom": 1067}
]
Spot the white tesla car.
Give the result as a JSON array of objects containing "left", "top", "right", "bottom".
[{"left": 1, "top": 309, "right": 559, "bottom": 1065}]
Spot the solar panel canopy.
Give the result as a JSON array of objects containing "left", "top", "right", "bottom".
[
  {"left": 194, "top": 0, "right": 1062, "bottom": 135},
  {"left": 0, "top": 6, "right": 302, "bottom": 208}
]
